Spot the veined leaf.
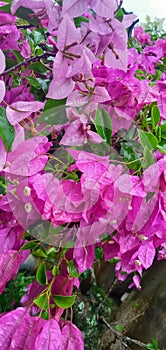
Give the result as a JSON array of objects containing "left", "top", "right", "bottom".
[
  {"left": 0, "top": 107, "right": 15, "bottom": 151},
  {"left": 36, "top": 261, "right": 47, "bottom": 286},
  {"left": 94, "top": 108, "right": 112, "bottom": 145},
  {"left": 151, "top": 105, "right": 160, "bottom": 129},
  {"left": 39, "top": 105, "right": 68, "bottom": 125},
  {"left": 53, "top": 295, "right": 76, "bottom": 309},
  {"left": 138, "top": 129, "right": 158, "bottom": 150},
  {"left": 34, "top": 294, "right": 49, "bottom": 309}
]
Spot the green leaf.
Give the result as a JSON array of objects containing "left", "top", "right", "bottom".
[
  {"left": 15, "top": 7, "right": 39, "bottom": 26},
  {"left": 155, "top": 125, "right": 161, "bottom": 142},
  {"left": 47, "top": 247, "right": 59, "bottom": 256},
  {"left": 108, "top": 257, "right": 120, "bottom": 263},
  {"left": 146, "top": 344, "right": 155, "bottom": 350},
  {"left": 41, "top": 311, "right": 49, "bottom": 320},
  {"left": 157, "top": 140, "right": 166, "bottom": 154},
  {"left": 13, "top": 50, "right": 24, "bottom": 63},
  {"left": 29, "top": 62, "right": 47, "bottom": 74},
  {"left": 151, "top": 105, "right": 160, "bottom": 128},
  {"left": 44, "top": 98, "right": 67, "bottom": 111},
  {"left": 67, "top": 260, "right": 80, "bottom": 278},
  {"left": 53, "top": 295, "right": 76, "bottom": 309},
  {"left": 36, "top": 78, "right": 49, "bottom": 93},
  {"left": 115, "top": 325, "right": 124, "bottom": 331},
  {"left": 32, "top": 29, "right": 45, "bottom": 46},
  {"left": 0, "top": 3, "right": 11, "bottom": 12},
  {"left": 135, "top": 69, "right": 146, "bottom": 80},
  {"left": 74, "top": 16, "right": 89, "bottom": 27},
  {"left": 138, "top": 130, "right": 158, "bottom": 150},
  {"left": 115, "top": 8, "right": 124, "bottom": 21},
  {"left": 143, "top": 147, "right": 155, "bottom": 167},
  {"left": 120, "top": 143, "right": 141, "bottom": 171},
  {"left": 0, "top": 107, "right": 15, "bottom": 151},
  {"left": 33, "top": 247, "right": 47, "bottom": 258},
  {"left": 94, "top": 108, "right": 112, "bottom": 145},
  {"left": 25, "top": 77, "right": 42, "bottom": 89},
  {"left": 22, "top": 241, "right": 38, "bottom": 250},
  {"left": 52, "top": 265, "right": 58, "bottom": 277},
  {"left": 151, "top": 338, "right": 159, "bottom": 347},
  {"left": 12, "top": 76, "right": 22, "bottom": 88},
  {"left": 49, "top": 224, "right": 64, "bottom": 235},
  {"left": 39, "top": 105, "right": 68, "bottom": 125},
  {"left": 36, "top": 262, "right": 47, "bottom": 286},
  {"left": 34, "top": 294, "right": 49, "bottom": 309},
  {"left": 160, "top": 124, "right": 166, "bottom": 139}
]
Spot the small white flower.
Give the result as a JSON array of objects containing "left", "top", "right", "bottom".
[
  {"left": 24, "top": 203, "right": 32, "bottom": 213},
  {"left": 24, "top": 186, "right": 31, "bottom": 196},
  {"left": 13, "top": 179, "right": 19, "bottom": 185},
  {"left": 135, "top": 259, "right": 142, "bottom": 266},
  {"left": 139, "top": 235, "right": 148, "bottom": 241},
  {"left": 11, "top": 188, "right": 17, "bottom": 197},
  {"left": 110, "top": 219, "right": 117, "bottom": 225}
]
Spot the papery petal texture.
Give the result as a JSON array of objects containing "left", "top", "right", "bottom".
[
  {"left": 0, "top": 250, "right": 22, "bottom": 294},
  {"left": 35, "top": 319, "right": 62, "bottom": 350}
]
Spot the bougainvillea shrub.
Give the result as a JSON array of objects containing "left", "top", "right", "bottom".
[{"left": 0, "top": 0, "right": 166, "bottom": 348}]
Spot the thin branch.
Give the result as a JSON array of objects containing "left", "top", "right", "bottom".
[
  {"left": 16, "top": 24, "right": 34, "bottom": 29},
  {"left": 101, "top": 317, "right": 147, "bottom": 349},
  {"left": 114, "top": 0, "right": 123, "bottom": 15},
  {"left": 1, "top": 51, "right": 56, "bottom": 76},
  {"left": 98, "top": 277, "right": 118, "bottom": 311}
]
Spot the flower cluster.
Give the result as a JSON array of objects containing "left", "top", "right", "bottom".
[{"left": 0, "top": 0, "right": 166, "bottom": 348}]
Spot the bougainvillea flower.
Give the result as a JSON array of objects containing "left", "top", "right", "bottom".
[
  {"left": 35, "top": 319, "right": 62, "bottom": 350},
  {"left": 61, "top": 321, "right": 84, "bottom": 350},
  {"left": 0, "top": 48, "right": 5, "bottom": 74},
  {"left": 62, "top": 0, "right": 117, "bottom": 19},
  {"left": 0, "top": 138, "right": 6, "bottom": 171},
  {"left": 0, "top": 250, "right": 22, "bottom": 294},
  {"left": 134, "top": 26, "right": 151, "bottom": 45},
  {"left": 4, "top": 136, "right": 52, "bottom": 176},
  {"left": 6, "top": 100, "right": 44, "bottom": 125},
  {"left": 47, "top": 15, "right": 96, "bottom": 99},
  {"left": 0, "top": 49, "right": 6, "bottom": 102}
]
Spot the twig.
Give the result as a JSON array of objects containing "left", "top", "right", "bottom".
[
  {"left": 17, "top": 24, "right": 34, "bottom": 29},
  {"left": 101, "top": 317, "right": 131, "bottom": 349},
  {"left": 1, "top": 52, "right": 56, "bottom": 76},
  {"left": 101, "top": 316, "right": 147, "bottom": 349},
  {"left": 98, "top": 277, "right": 118, "bottom": 311},
  {"left": 114, "top": 0, "right": 123, "bottom": 15}
]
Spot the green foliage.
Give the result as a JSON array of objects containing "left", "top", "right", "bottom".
[
  {"left": 0, "top": 175, "right": 6, "bottom": 195},
  {"left": 29, "top": 62, "right": 48, "bottom": 75},
  {"left": 15, "top": 7, "right": 39, "bottom": 26},
  {"left": 0, "top": 106, "right": 15, "bottom": 151},
  {"left": 53, "top": 295, "right": 76, "bottom": 309},
  {"left": 22, "top": 241, "right": 39, "bottom": 250},
  {"left": 143, "top": 15, "right": 166, "bottom": 40},
  {"left": 0, "top": 273, "right": 34, "bottom": 313},
  {"left": 138, "top": 130, "right": 158, "bottom": 150},
  {"left": 94, "top": 108, "right": 112, "bottom": 145},
  {"left": 0, "top": 0, "right": 12, "bottom": 12},
  {"left": 67, "top": 260, "right": 80, "bottom": 278},
  {"left": 34, "top": 294, "right": 49, "bottom": 310},
  {"left": 146, "top": 338, "right": 160, "bottom": 350},
  {"left": 74, "top": 16, "right": 89, "bottom": 27},
  {"left": 36, "top": 262, "right": 47, "bottom": 286},
  {"left": 151, "top": 105, "right": 160, "bottom": 129},
  {"left": 73, "top": 280, "right": 115, "bottom": 350},
  {"left": 115, "top": 324, "right": 124, "bottom": 331},
  {"left": 39, "top": 104, "right": 68, "bottom": 125}
]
